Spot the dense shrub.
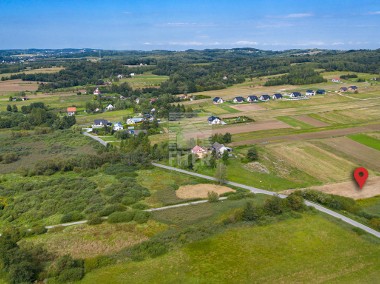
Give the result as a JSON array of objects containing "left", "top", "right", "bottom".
[
  {"left": 108, "top": 211, "right": 135, "bottom": 223},
  {"left": 87, "top": 215, "right": 103, "bottom": 225},
  {"left": 98, "top": 204, "right": 126, "bottom": 217},
  {"left": 207, "top": 191, "right": 219, "bottom": 203},
  {"left": 60, "top": 211, "right": 85, "bottom": 223},
  {"left": 133, "top": 211, "right": 151, "bottom": 224}
]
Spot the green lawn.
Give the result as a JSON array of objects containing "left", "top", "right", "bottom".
[
  {"left": 79, "top": 213, "right": 380, "bottom": 283},
  {"left": 357, "top": 196, "right": 380, "bottom": 218},
  {"left": 348, "top": 134, "right": 380, "bottom": 151}
]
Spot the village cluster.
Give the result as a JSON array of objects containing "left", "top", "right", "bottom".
[{"left": 191, "top": 142, "right": 232, "bottom": 159}]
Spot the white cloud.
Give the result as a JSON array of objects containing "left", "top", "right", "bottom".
[
  {"left": 256, "top": 22, "right": 294, "bottom": 29},
  {"left": 332, "top": 42, "right": 344, "bottom": 46},
  {"left": 160, "top": 22, "right": 216, "bottom": 28},
  {"left": 285, "top": 13, "right": 313, "bottom": 18},
  {"left": 143, "top": 42, "right": 152, "bottom": 45},
  {"left": 368, "top": 11, "right": 380, "bottom": 15},
  {"left": 235, "top": 40, "right": 258, "bottom": 45}
]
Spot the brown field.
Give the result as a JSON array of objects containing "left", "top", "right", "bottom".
[
  {"left": 230, "top": 104, "right": 265, "bottom": 111},
  {"left": 294, "top": 115, "right": 329, "bottom": 127},
  {"left": 214, "top": 120, "right": 290, "bottom": 135},
  {"left": 283, "top": 176, "right": 380, "bottom": 199},
  {"left": 0, "top": 79, "right": 39, "bottom": 93},
  {"left": 22, "top": 221, "right": 167, "bottom": 259},
  {"left": 320, "top": 137, "right": 380, "bottom": 171},
  {"left": 176, "top": 184, "right": 235, "bottom": 199},
  {"left": 230, "top": 123, "right": 380, "bottom": 146}
]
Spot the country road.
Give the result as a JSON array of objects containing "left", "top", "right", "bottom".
[
  {"left": 83, "top": 131, "right": 108, "bottom": 146},
  {"left": 152, "top": 163, "right": 380, "bottom": 239}
]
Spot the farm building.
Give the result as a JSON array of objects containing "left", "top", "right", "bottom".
[
  {"left": 126, "top": 117, "right": 145, "bottom": 124},
  {"left": 213, "top": 97, "right": 224, "bottom": 104},
  {"left": 208, "top": 116, "right": 223, "bottom": 125},
  {"left": 191, "top": 145, "right": 209, "bottom": 159},
  {"left": 247, "top": 95, "right": 258, "bottom": 102},
  {"left": 332, "top": 78, "right": 340, "bottom": 83},
  {"left": 233, "top": 96, "right": 245, "bottom": 103},
  {"left": 212, "top": 142, "right": 232, "bottom": 155},
  {"left": 67, "top": 107, "right": 77, "bottom": 116},
  {"left": 340, "top": 87, "right": 348, "bottom": 92},
  {"left": 259, "top": 95, "right": 271, "bottom": 101},
  {"left": 272, "top": 93, "right": 283, "bottom": 100},
  {"left": 305, "top": 90, "right": 315, "bottom": 96},
  {"left": 316, "top": 89, "right": 326, "bottom": 95},
  {"left": 113, "top": 122, "right": 124, "bottom": 131},
  {"left": 349, "top": 85, "right": 358, "bottom": 91},
  {"left": 289, "top": 92, "right": 302, "bottom": 98}
]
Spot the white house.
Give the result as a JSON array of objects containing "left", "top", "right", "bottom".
[
  {"left": 67, "top": 107, "right": 77, "bottom": 116},
  {"left": 233, "top": 96, "right": 245, "bottom": 103},
  {"left": 305, "top": 90, "right": 315, "bottom": 96},
  {"left": 259, "top": 95, "right": 271, "bottom": 101},
  {"left": 113, "top": 122, "right": 124, "bottom": 131},
  {"left": 130, "top": 73, "right": 135, "bottom": 77},
  {"left": 213, "top": 97, "right": 224, "bottom": 104},
  {"left": 92, "top": 119, "right": 110, "bottom": 128},
  {"left": 126, "top": 117, "right": 145, "bottom": 124},
  {"left": 117, "top": 74, "right": 123, "bottom": 79},
  {"left": 105, "top": 104, "right": 115, "bottom": 111},
  {"left": 272, "top": 94, "right": 283, "bottom": 100},
  {"left": 135, "top": 98, "right": 140, "bottom": 104},
  {"left": 332, "top": 78, "right": 340, "bottom": 83},
  {"left": 289, "top": 92, "right": 302, "bottom": 98},
  {"left": 247, "top": 95, "right": 258, "bottom": 102},
  {"left": 208, "top": 116, "right": 222, "bottom": 125},
  {"left": 93, "top": 88, "right": 101, "bottom": 95},
  {"left": 212, "top": 142, "right": 232, "bottom": 155}
]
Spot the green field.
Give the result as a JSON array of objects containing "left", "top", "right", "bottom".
[
  {"left": 79, "top": 214, "right": 380, "bottom": 283},
  {"left": 120, "top": 73, "right": 169, "bottom": 89},
  {"left": 277, "top": 116, "right": 313, "bottom": 129},
  {"left": 348, "top": 134, "right": 380, "bottom": 151}
]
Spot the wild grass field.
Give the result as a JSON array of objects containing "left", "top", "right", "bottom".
[
  {"left": 79, "top": 213, "right": 380, "bottom": 284},
  {"left": 119, "top": 73, "right": 169, "bottom": 89}
]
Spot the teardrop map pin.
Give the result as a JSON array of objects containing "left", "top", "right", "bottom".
[{"left": 353, "top": 167, "right": 368, "bottom": 189}]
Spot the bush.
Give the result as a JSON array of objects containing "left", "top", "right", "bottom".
[
  {"left": 108, "top": 211, "right": 135, "bottom": 223},
  {"left": 207, "top": 191, "right": 219, "bottom": 203},
  {"left": 57, "top": 267, "right": 84, "bottom": 282},
  {"left": 286, "top": 193, "right": 306, "bottom": 211},
  {"left": 87, "top": 215, "right": 103, "bottom": 225},
  {"left": 242, "top": 202, "right": 262, "bottom": 221},
  {"left": 31, "top": 225, "right": 48, "bottom": 235},
  {"left": 60, "top": 211, "right": 85, "bottom": 223},
  {"left": 246, "top": 147, "right": 258, "bottom": 161},
  {"left": 99, "top": 204, "right": 125, "bottom": 217},
  {"left": 263, "top": 196, "right": 287, "bottom": 215},
  {"left": 133, "top": 211, "right": 151, "bottom": 224},
  {"left": 84, "top": 256, "right": 114, "bottom": 273},
  {"left": 369, "top": 218, "right": 380, "bottom": 230}
]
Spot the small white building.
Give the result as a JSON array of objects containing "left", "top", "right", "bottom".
[
  {"left": 93, "top": 88, "right": 101, "bottom": 95},
  {"left": 105, "top": 104, "right": 115, "bottom": 111},
  {"left": 113, "top": 122, "right": 124, "bottom": 131},
  {"left": 126, "top": 117, "right": 145, "bottom": 124}
]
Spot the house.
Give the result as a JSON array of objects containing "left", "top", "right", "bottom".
[
  {"left": 272, "top": 93, "right": 283, "bottom": 100},
  {"left": 135, "top": 98, "right": 140, "bottom": 104},
  {"left": 126, "top": 117, "right": 145, "bottom": 124},
  {"left": 117, "top": 74, "right": 123, "bottom": 79},
  {"left": 130, "top": 73, "right": 135, "bottom": 77},
  {"left": 212, "top": 142, "right": 232, "bottom": 155},
  {"left": 305, "top": 90, "right": 315, "bottom": 96},
  {"left": 247, "top": 95, "right": 258, "bottom": 103},
  {"left": 349, "top": 85, "right": 358, "bottom": 91},
  {"left": 233, "top": 96, "right": 245, "bottom": 103},
  {"left": 208, "top": 116, "right": 222, "bottom": 125},
  {"left": 191, "top": 145, "right": 208, "bottom": 159},
  {"left": 332, "top": 78, "right": 340, "bottom": 83},
  {"left": 316, "top": 89, "right": 326, "bottom": 95},
  {"left": 92, "top": 119, "right": 110, "bottom": 128},
  {"left": 340, "top": 87, "right": 348, "bottom": 92},
  {"left": 259, "top": 94, "right": 271, "bottom": 101},
  {"left": 93, "top": 88, "right": 101, "bottom": 95},
  {"left": 67, "top": 107, "right": 77, "bottom": 116},
  {"left": 113, "top": 122, "right": 124, "bottom": 131},
  {"left": 105, "top": 104, "right": 115, "bottom": 111},
  {"left": 213, "top": 97, "right": 224, "bottom": 104},
  {"left": 21, "top": 97, "right": 29, "bottom": 101},
  {"left": 289, "top": 92, "right": 302, "bottom": 98}
]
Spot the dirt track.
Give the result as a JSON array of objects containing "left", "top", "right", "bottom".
[
  {"left": 230, "top": 123, "right": 380, "bottom": 146},
  {"left": 176, "top": 184, "right": 235, "bottom": 199}
]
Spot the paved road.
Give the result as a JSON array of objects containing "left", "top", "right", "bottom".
[
  {"left": 83, "top": 132, "right": 108, "bottom": 146},
  {"left": 152, "top": 163, "right": 380, "bottom": 239}
]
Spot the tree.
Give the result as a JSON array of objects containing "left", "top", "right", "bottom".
[
  {"left": 287, "top": 193, "right": 306, "bottom": 211},
  {"left": 223, "top": 132, "right": 232, "bottom": 143},
  {"left": 242, "top": 202, "right": 261, "bottom": 221},
  {"left": 12, "top": 105, "right": 18, "bottom": 112},
  {"left": 264, "top": 196, "right": 286, "bottom": 215},
  {"left": 6, "top": 105, "right": 12, "bottom": 112},
  {"left": 207, "top": 191, "right": 219, "bottom": 202},
  {"left": 247, "top": 146, "right": 258, "bottom": 161},
  {"left": 214, "top": 162, "right": 227, "bottom": 184},
  {"left": 222, "top": 150, "right": 229, "bottom": 164}
]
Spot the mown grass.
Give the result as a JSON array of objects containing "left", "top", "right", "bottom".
[
  {"left": 79, "top": 213, "right": 380, "bottom": 283},
  {"left": 277, "top": 116, "right": 313, "bottom": 129},
  {"left": 348, "top": 134, "right": 380, "bottom": 151}
]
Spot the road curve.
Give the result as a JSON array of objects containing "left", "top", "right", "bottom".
[
  {"left": 152, "top": 163, "right": 380, "bottom": 239},
  {"left": 83, "top": 131, "right": 108, "bottom": 146}
]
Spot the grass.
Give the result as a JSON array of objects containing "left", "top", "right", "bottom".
[
  {"left": 119, "top": 73, "right": 169, "bottom": 89},
  {"left": 277, "top": 116, "right": 313, "bottom": 129},
  {"left": 79, "top": 213, "right": 380, "bottom": 283},
  {"left": 357, "top": 196, "right": 380, "bottom": 218},
  {"left": 348, "top": 134, "right": 380, "bottom": 151}
]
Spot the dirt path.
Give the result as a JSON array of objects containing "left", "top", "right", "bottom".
[{"left": 230, "top": 123, "right": 380, "bottom": 146}]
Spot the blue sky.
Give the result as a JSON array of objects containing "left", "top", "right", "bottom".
[{"left": 0, "top": 0, "right": 379, "bottom": 50}]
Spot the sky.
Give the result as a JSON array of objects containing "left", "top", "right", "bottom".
[{"left": 0, "top": 0, "right": 379, "bottom": 50}]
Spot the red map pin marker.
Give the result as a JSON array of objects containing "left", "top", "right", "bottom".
[{"left": 353, "top": 167, "right": 368, "bottom": 189}]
